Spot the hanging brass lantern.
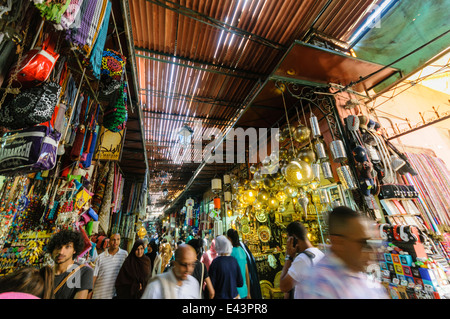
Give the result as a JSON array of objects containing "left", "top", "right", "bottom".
[
  {"left": 243, "top": 189, "right": 257, "bottom": 205},
  {"left": 267, "top": 196, "right": 280, "bottom": 210},
  {"left": 257, "top": 189, "right": 269, "bottom": 203},
  {"left": 292, "top": 124, "right": 311, "bottom": 144},
  {"left": 284, "top": 160, "right": 313, "bottom": 187},
  {"left": 263, "top": 176, "right": 276, "bottom": 189},
  {"left": 297, "top": 148, "right": 316, "bottom": 164},
  {"left": 284, "top": 185, "right": 298, "bottom": 198},
  {"left": 276, "top": 190, "right": 287, "bottom": 203}
]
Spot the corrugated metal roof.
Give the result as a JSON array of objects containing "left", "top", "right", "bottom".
[{"left": 127, "top": 0, "right": 385, "bottom": 211}]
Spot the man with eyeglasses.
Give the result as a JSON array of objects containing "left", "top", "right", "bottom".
[
  {"left": 141, "top": 244, "right": 200, "bottom": 299},
  {"left": 298, "top": 206, "right": 388, "bottom": 299}
]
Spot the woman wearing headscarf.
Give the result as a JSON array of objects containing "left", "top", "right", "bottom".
[
  {"left": 201, "top": 238, "right": 218, "bottom": 271},
  {"left": 208, "top": 235, "right": 243, "bottom": 299},
  {"left": 115, "top": 240, "right": 151, "bottom": 299}
]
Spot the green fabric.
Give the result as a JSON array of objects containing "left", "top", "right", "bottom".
[
  {"left": 353, "top": 0, "right": 450, "bottom": 93},
  {"left": 35, "top": 0, "right": 71, "bottom": 23}
]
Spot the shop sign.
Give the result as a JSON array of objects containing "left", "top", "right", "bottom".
[{"left": 94, "top": 126, "right": 126, "bottom": 161}]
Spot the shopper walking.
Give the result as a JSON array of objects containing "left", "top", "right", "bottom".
[
  {"left": 152, "top": 242, "right": 173, "bottom": 277},
  {"left": 0, "top": 266, "right": 54, "bottom": 299},
  {"left": 48, "top": 229, "right": 94, "bottom": 299},
  {"left": 141, "top": 244, "right": 200, "bottom": 299},
  {"left": 298, "top": 206, "right": 388, "bottom": 299},
  {"left": 145, "top": 239, "right": 158, "bottom": 274},
  {"left": 187, "top": 238, "right": 215, "bottom": 299},
  {"left": 115, "top": 239, "right": 151, "bottom": 299},
  {"left": 201, "top": 238, "right": 218, "bottom": 271},
  {"left": 208, "top": 235, "right": 243, "bottom": 299},
  {"left": 91, "top": 233, "right": 128, "bottom": 299},
  {"left": 279, "top": 221, "right": 325, "bottom": 298},
  {"left": 239, "top": 240, "right": 262, "bottom": 299},
  {"left": 227, "top": 229, "right": 250, "bottom": 299}
]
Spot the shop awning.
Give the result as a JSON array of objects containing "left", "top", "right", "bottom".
[
  {"left": 270, "top": 41, "right": 401, "bottom": 94},
  {"left": 352, "top": 0, "right": 450, "bottom": 94}
]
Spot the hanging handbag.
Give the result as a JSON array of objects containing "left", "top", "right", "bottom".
[
  {"left": 0, "top": 125, "right": 60, "bottom": 175},
  {"left": 9, "top": 33, "right": 60, "bottom": 87},
  {"left": 0, "top": 81, "right": 61, "bottom": 130}
]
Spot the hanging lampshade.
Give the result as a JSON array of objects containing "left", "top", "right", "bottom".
[
  {"left": 243, "top": 189, "right": 257, "bottom": 205},
  {"left": 268, "top": 197, "right": 280, "bottom": 210},
  {"left": 297, "top": 149, "right": 316, "bottom": 164},
  {"left": 249, "top": 179, "right": 259, "bottom": 189},
  {"left": 223, "top": 174, "right": 231, "bottom": 185},
  {"left": 224, "top": 191, "right": 232, "bottom": 202},
  {"left": 212, "top": 178, "right": 222, "bottom": 192},
  {"left": 253, "top": 170, "right": 263, "bottom": 183},
  {"left": 292, "top": 124, "right": 311, "bottom": 144},
  {"left": 276, "top": 190, "right": 287, "bottom": 203},
  {"left": 284, "top": 185, "right": 298, "bottom": 198},
  {"left": 263, "top": 176, "right": 276, "bottom": 189},
  {"left": 284, "top": 160, "right": 313, "bottom": 187},
  {"left": 213, "top": 197, "right": 221, "bottom": 209},
  {"left": 257, "top": 189, "right": 269, "bottom": 203},
  {"left": 178, "top": 124, "right": 194, "bottom": 146}
]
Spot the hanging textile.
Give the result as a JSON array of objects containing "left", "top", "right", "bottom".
[
  {"left": 89, "top": 0, "right": 111, "bottom": 79},
  {"left": 98, "top": 161, "right": 115, "bottom": 234}
]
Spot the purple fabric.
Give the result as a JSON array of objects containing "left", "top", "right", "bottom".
[{"left": 0, "top": 125, "right": 60, "bottom": 174}]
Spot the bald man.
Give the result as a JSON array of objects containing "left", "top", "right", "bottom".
[{"left": 141, "top": 244, "right": 200, "bottom": 299}]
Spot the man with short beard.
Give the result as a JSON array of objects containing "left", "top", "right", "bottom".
[
  {"left": 91, "top": 233, "right": 128, "bottom": 299},
  {"left": 48, "top": 229, "right": 94, "bottom": 299}
]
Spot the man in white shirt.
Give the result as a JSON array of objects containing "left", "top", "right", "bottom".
[
  {"left": 279, "top": 221, "right": 325, "bottom": 299},
  {"left": 91, "top": 233, "right": 128, "bottom": 299},
  {"left": 141, "top": 244, "right": 200, "bottom": 299}
]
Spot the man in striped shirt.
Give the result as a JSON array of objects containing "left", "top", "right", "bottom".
[{"left": 91, "top": 233, "right": 128, "bottom": 299}]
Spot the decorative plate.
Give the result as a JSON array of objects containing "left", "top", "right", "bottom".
[
  {"left": 241, "top": 216, "right": 249, "bottom": 225},
  {"left": 258, "top": 225, "right": 271, "bottom": 243},
  {"left": 255, "top": 211, "right": 267, "bottom": 223},
  {"left": 241, "top": 224, "right": 250, "bottom": 234}
]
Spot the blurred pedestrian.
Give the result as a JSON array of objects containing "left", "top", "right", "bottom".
[
  {"left": 208, "top": 235, "right": 243, "bottom": 299},
  {"left": 201, "top": 238, "right": 218, "bottom": 271},
  {"left": 279, "top": 221, "right": 325, "bottom": 298},
  {"left": 141, "top": 244, "right": 200, "bottom": 299},
  {"left": 152, "top": 242, "right": 173, "bottom": 277},
  {"left": 115, "top": 239, "right": 151, "bottom": 299},
  {"left": 91, "top": 233, "right": 128, "bottom": 299},
  {"left": 48, "top": 229, "right": 94, "bottom": 299},
  {"left": 0, "top": 266, "right": 54, "bottom": 299},
  {"left": 298, "top": 206, "right": 388, "bottom": 299},
  {"left": 227, "top": 229, "right": 250, "bottom": 299},
  {"left": 187, "top": 238, "right": 215, "bottom": 299}
]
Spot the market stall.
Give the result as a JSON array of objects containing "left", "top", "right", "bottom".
[{"left": 0, "top": 1, "right": 145, "bottom": 275}]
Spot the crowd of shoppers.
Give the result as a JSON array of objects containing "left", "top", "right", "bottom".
[{"left": 0, "top": 206, "right": 385, "bottom": 299}]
